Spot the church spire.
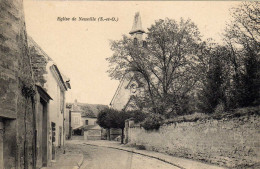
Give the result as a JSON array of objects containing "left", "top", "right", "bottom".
[{"left": 129, "top": 12, "right": 145, "bottom": 40}]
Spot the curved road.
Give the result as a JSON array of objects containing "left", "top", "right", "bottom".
[{"left": 66, "top": 142, "right": 179, "bottom": 169}]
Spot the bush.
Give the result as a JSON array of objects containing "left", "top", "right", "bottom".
[
  {"left": 136, "top": 144, "right": 146, "bottom": 150},
  {"left": 141, "top": 113, "right": 164, "bottom": 131},
  {"left": 214, "top": 102, "right": 225, "bottom": 114},
  {"left": 129, "top": 110, "right": 147, "bottom": 123}
]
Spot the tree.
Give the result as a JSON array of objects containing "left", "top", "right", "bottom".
[
  {"left": 141, "top": 113, "right": 164, "bottom": 131},
  {"left": 96, "top": 108, "right": 116, "bottom": 140},
  {"left": 97, "top": 108, "right": 133, "bottom": 143},
  {"left": 107, "top": 18, "right": 203, "bottom": 116},
  {"left": 128, "top": 110, "right": 147, "bottom": 123},
  {"left": 224, "top": 2, "right": 260, "bottom": 108},
  {"left": 197, "top": 46, "right": 230, "bottom": 113},
  {"left": 96, "top": 108, "right": 110, "bottom": 129},
  {"left": 113, "top": 110, "right": 132, "bottom": 144}
]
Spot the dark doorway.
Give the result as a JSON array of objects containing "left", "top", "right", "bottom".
[
  {"left": 73, "top": 128, "right": 83, "bottom": 136},
  {"left": 41, "top": 99, "right": 48, "bottom": 167},
  {"left": 51, "top": 122, "right": 56, "bottom": 161},
  {"left": 58, "top": 126, "right": 62, "bottom": 148}
]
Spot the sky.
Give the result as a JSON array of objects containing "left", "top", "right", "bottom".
[{"left": 23, "top": 0, "right": 240, "bottom": 105}]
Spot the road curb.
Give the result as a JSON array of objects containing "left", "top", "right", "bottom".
[{"left": 83, "top": 143, "right": 185, "bottom": 169}]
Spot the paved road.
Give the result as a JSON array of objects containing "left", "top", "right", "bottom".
[{"left": 66, "top": 142, "right": 179, "bottom": 169}]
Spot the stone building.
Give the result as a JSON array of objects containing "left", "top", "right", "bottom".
[{"left": 0, "top": 0, "right": 37, "bottom": 168}]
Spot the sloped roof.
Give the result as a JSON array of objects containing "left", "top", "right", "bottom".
[
  {"left": 109, "top": 72, "right": 134, "bottom": 107},
  {"left": 28, "top": 36, "right": 71, "bottom": 91},
  {"left": 67, "top": 102, "right": 108, "bottom": 118},
  {"left": 27, "top": 36, "right": 52, "bottom": 62}
]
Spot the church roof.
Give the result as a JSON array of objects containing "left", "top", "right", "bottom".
[{"left": 129, "top": 12, "right": 145, "bottom": 34}]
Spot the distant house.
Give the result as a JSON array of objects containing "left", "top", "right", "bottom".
[
  {"left": 65, "top": 100, "right": 108, "bottom": 140},
  {"left": 83, "top": 125, "right": 102, "bottom": 140}
]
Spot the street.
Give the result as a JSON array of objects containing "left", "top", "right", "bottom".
[{"left": 65, "top": 141, "right": 179, "bottom": 169}]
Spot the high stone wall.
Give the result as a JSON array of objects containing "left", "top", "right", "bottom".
[
  {"left": 0, "top": 0, "right": 36, "bottom": 168},
  {"left": 127, "top": 109, "right": 260, "bottom": 168}
]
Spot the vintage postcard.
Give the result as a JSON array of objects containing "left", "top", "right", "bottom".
[{"left": 0, "top": 0, "right": 259, "bottom": 169}]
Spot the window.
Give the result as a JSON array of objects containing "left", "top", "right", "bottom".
[
  {"left": 85, "top": 120, "right": 88, "bottom": 125},
  {"left": 130, "top": 83, "right": 137, "bottom": 94},
  {"left": 60, "top": 90, "right": 64, "bottom": 114},
  {"left": 134, "top": 38, "right": 138, "bottom": 45},
  {"left": 143, "top": 41, "right": 147, "bottom": 48},
  {"left": 74, "top": 117, "right": 80, "bottom": 125}
]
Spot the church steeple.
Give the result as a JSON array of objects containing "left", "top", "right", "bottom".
[{"left": 129, "top": 12, "right": 145, "bottom": 41}]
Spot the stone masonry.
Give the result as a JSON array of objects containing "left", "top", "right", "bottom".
[
  {"left": 0, "top": 0, "right": 36, "bottom": 168},
  {"left": 127, "top": 110, "right": 260, "bottom": 168}
]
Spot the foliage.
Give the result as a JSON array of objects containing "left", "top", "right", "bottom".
[
  {"left": 141, "top": 113, "right": 164, "bottom": 131},
  {"left": 126, "top": 110, "right": 147, "bottom": 123},
  {"left": 164, "top": 106, "right": 259, "bottom": 125},
  {"left": 135, "top": 144, "right": 146, "bottom": 150},
  {"left": 107, "top": 2, "right": 259, "bottom": 119},
  {"left": 224, "top": 1, "right": 260, "bottom": 108},
  {"left": 97, "top": 109, "right": 147, "bottom": 129},
  {"left": 107, "top": 18, "right": 203, "bottom": 116},
  {"left": 113, "top": 110, "right": 132, "bottom": 129},
  {"left": 197, "top": 46, "right": 230, "bottom": 113},
  {"left": 96, "top": 108, "right": 115, "bottom": 129},
  {"left": 97, "top": 108, "right": 134, "bottom": 143},
  {"left": 214, "top": 102, "right": 225, "bottom": 115},
  {"left": 22, "top": 85, "right": 36, "bottom": 99}
]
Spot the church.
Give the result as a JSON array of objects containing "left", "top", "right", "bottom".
[{"left": 110, "top": 12, "right": 147, "bottom": 112}]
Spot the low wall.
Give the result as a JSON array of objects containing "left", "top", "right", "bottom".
[
  {"left": 71, "top": 135, "right": 84, "bottom": 140},
  {"left": 84, "top": 130, "right": 101, "bottom": 140},
  {"left": 110, "top": 128, "right": 122, "bottom": 140},
  {"left": 127, "top": 112, "right": 260, "bottom": 168}
]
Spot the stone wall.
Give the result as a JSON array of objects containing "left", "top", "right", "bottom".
[
  {"left": 0, "top": 0, "right": 36, "bottom": 168},
  {"left": 28, "top": 39, "right": 49, "bottom": 88},
  {"left": 127, "top": 110, "right": 260, "bottom": 168}
]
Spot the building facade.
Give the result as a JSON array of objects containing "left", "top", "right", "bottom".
[{"left": 28, "top": 37, "right": 71, "bottom": 167}]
